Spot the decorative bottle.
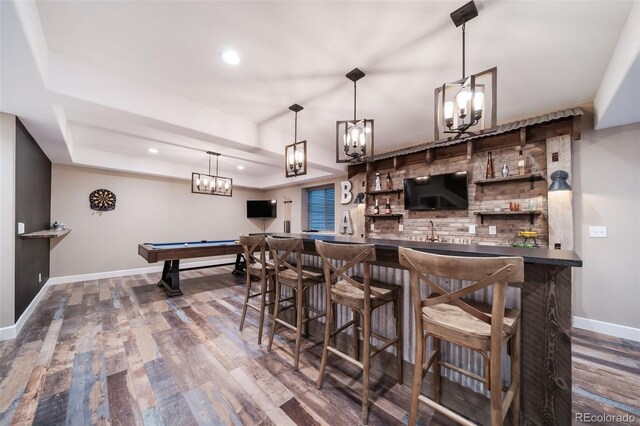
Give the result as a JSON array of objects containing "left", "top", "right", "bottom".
[
  {"left": 374, "top": 172, "right": 382, "bottom": 191},
  {"left": 518, "top": 150, "right": 525, "bottom": 175},
  {"left": 386, "top": 173, "right": 393, "bottom": 190},
  {"left": 501, "top": 164, "right": 509, "bottom": 177},
  {"left": 486, "top": 152, "right": 495, "bottom": 179},
  {"left": 384, "top": 198, "right": 391, "bottom": 214},
  {"left": 373, "top": 199, "right": 380, "bottom": 214}
]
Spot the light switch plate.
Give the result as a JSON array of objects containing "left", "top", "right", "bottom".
[
  {"left": 18, "top": 222, "right": 25, "bottom": 234},
  {"left": 399, "top": 224, "right": 404, "bottom": 232},
  {"left": 469, "top": 225, "right": 476, "bottom": 234},
  {"left": 489, "top": 225, "right": 497, "bottom": 235},
  {"left": 370, "top": 223, "right": 375, "bottom": 231},
  {"left": 589, "top": 226, "right": 607, "bottom": 238}
]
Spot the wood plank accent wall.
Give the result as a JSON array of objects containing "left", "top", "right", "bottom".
[
  {"left": 546, "top": 135, "right": 574, "bottom": 250},
  {"left": 349, "top": 117, "right": 578, "bottom": 248}
]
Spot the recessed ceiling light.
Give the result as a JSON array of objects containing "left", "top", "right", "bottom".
[
  {"left": 221, "top": 49, "right": 241, "bottom": 65},
  {"left": 237, "top": 165, "right": 244, "bottom": 170},
  {"left": 148, "top": 148, "right": 159, "bottom": 154}
]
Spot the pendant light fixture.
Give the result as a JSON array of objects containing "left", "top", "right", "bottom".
[
  {"left": 336, "top": 68, "right": 374, "bottom": 163},
  {"left": 285, "top": 104, "right": 307, "bottom": 178},
  {"left": 434, "top": 1, "right": 497, "bottom": 142},
  {"left": 191, "top": 151, "right": 233, "bottom": 197}
]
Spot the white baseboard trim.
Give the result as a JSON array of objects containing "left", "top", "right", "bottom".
[
  {"left": 573, "top": 316, "right": 640, "bottom": 342},
  {"left": 47, "top": 257, "right": 238, "bottom": 286},
  {"left": 0, "top": 279, "right": 52, "bottom": 341}
]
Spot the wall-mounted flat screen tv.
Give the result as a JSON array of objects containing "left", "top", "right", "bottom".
[
  {"left": 247, "top": 200, "right": 277, "bottom": 218},
  {"left": 404, "top": 172, "right": 469, "bottom": 210}
]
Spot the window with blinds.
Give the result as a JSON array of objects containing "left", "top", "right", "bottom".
[{"left": 307, "top": 187, "right": 335, "bottom": 231}]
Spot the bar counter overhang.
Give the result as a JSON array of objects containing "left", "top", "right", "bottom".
[{"left": 265, "top": 233, "right": 582, "bottom": 425}]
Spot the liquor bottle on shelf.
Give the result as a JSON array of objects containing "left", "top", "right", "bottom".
[
  {"left": 374, "top": 172, "right": 382, "bottom": 191},
  {"left": 486, "top": 151, "right": 495, "bottom": 179},
  {"left": 501, "top": 164, "right": 509, "bottom": 177},
  {"left": 384, "top": 197, "right": 391, "bottom": 214},
  {"left": 386, "top": 173, "right": 393, "bottom": 190},
  {"left": 373, "top": 199, "right": 380, "bottom": 214},
  {"left": 518, "top": 150, "right": 525, "bottom": 175}
]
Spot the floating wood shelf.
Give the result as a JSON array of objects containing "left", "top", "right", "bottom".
[
  {"left": 20, "top": 229, "right": 71, "bottom": 239},
  {"left": 474, "top": 211, "right": 541, "bottom": 225},
  {"left": 365, "top": 189, "right": 403, "bottom": 200},
  {"left": 474, "top": 173, "right": 544, "bottom": 192},
  {"left": 365, "top": 214, "right": 403, "bottom": 223}
]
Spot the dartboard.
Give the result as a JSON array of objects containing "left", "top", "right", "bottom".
[{"left": 89, "top": 189, "right": 116, "bottom": 211}]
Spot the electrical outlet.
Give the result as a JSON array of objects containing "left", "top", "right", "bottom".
[
  {"left": 589, "top": 226, "right": 607, "bottom": 238},
  {"left": 489, "top": 226, "right": 497, "bottom": 235},
  {"left": 18, "top": 222, "right": 25, "bottom": 234},
  {"left": 468, "top": 225, "right": 476, "bottom": 234},
  {"left": 399, "top": 224, "right": 404, "bottom": 232},
  {"left": 38, "top": 273, "right": 42, "bottom": 283}
]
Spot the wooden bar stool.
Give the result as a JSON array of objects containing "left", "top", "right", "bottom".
[
  {"left": 315, "top": 240, "right": 403, "bottom": 425},
  {"left": 398, "top": 247, "right": 524, "bottom": 426},
  {"left": 238, "top": 235, "right": 277, "bottom": 344},
  {"left": 266, "top": 236, "right": 326, "bottom": 370}
]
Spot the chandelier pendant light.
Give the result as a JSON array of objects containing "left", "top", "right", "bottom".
[
  {"left": 336, "top": 68, "right": 374, "bottom": 163},
  {"left": 191, "top": 151, "right": 233, "bottom": 197},
  {"left": 434, "top": 1, "right": 497, "bottom": 142},
  {"left": 285, "top": 104, "right": 308, "bottom": 178}
]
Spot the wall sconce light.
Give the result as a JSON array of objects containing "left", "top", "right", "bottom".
[
  {"left": 434, "top": 1, "right": 497, "bottom": 142},
  {"left": 548, "top": 170, "right": 572, "bottom": 191},
  {"left": 336, "top": 68, "right": 374, "bottom": 163},
  {"left": 285, "top": 104, "right": 307, "bottom": 178},
  {"left": 191, "top": 151, "right": 233, "bottom": 197}
]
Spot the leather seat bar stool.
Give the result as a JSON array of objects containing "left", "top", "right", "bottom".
[
  {"left": 315, "top": 240, "right": 403, "bottom": 425},
  {"left": 238, "top": 235, "right": 279, "bottom": 344},
  {"left": 266, "top": 236, "right": 325, "bottom": 370},
  {"left": 399, "top": 247, "right": 524, "bottom": 426}
]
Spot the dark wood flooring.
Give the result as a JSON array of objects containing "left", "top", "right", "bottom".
[{"left": 0, "top": 267, "right": 638, "bottom": 425}]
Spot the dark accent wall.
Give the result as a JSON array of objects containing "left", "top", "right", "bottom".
[{"left": 15, "top": 119, "right": 51, "bottom": 321}]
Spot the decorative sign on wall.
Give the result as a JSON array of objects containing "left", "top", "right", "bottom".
[
  {"left": 89, "top": 189, "right": 116, "bottom": 211},
  {"left": 339, "top": 210, "right": 354, "bottom": 234},
  {"left": 340, "top": 180, "right": 353, "bottom": 204}
]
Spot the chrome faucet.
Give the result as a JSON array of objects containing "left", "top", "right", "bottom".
[{"left": 427, "top": 220, "right": 439, "bottom": 242}]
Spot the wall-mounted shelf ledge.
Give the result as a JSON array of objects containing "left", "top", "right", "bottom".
[
  {"left": 474, "top": 211, "right": 541, "bottom": 225},
  {"left": 365, "top": 214, "right": 403, "bottom": 223},
  {"left": 20, "top": 229, "right": 71, "bottom": 239},
  {"left": 474, "top": 173, "right": 544, "bottom": 192},
  {"left": 365, "top": 189, "right": 403, "bottom": 200}
]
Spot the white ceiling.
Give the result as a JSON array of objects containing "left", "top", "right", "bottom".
[{"left": 1, "top": 0, "right": 636, "bottom": 189}]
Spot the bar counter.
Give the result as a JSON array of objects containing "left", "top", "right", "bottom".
[{"left": 267, "top": 233, "right": 582, "bottom": 425}]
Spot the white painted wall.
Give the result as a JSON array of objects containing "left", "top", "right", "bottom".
[
  {"left": 0, "top": 113, "right": 16, "bottom": 328},
  {"left": 573, "top": 108, "right": 640, "bottom": 329},
  {"left": 50, "top": 164, "right": 265, "bottom": 277}
]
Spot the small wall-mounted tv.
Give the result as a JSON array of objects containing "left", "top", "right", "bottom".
[
  {"left": 247, "top": 200, "right": 277, "bottom": 218},
  {"left": 404, "top": 172, "right": 469, "bottom": 210}
]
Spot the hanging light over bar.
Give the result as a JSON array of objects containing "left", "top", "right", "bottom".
[
  {"left": 285, "top": 104, "right": 308, "bottom": 178},
  {"left": 336, "top": 68, "right": 374, "bottom": 163},
  {"left": 434, "top": 1, "right": 497, "bottom": 142}
]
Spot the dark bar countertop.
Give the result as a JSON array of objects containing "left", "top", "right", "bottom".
[{"left": 266, "top": 233, "right": 582, "bottom": 268}]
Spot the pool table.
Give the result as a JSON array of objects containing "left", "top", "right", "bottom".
[{"left": 138, "top": 239, "right": 244, "bottom": 296}]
